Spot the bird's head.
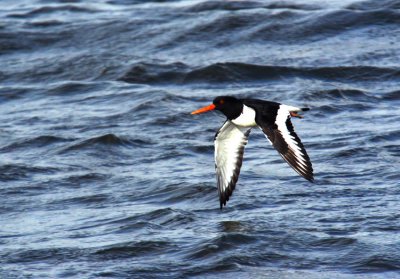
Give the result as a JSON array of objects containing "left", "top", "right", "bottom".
[{"left": 191, "top": 96, "right": 242, "bottom": 120}]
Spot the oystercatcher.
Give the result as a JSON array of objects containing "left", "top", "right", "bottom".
[{"left": 191, "top": 96, "right": 314, "bottom": 208}]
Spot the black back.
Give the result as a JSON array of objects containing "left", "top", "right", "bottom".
[{"left": 243, "top": 98, "right": 281, "bottom": 127}]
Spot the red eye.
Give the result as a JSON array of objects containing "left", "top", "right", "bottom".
[{"left": 219, "top": 99, "right": 224, "bottom": 105}]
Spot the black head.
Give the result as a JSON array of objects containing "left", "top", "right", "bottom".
[
  {"left": 212, "top": 96, "right": 243, "bottom": 120},
  {"left": 191, "top": 96, "right": 243, "bottom": 120}
]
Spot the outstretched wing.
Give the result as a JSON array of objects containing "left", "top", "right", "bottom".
[
  {"left": 257, "top": 105, "right": 314, "bottom": 182},
  {"left": 214, "top": 120, "right": 251, "bottom": 208}
]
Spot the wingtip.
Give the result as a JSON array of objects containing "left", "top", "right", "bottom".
[
  {"left": 306, "top": 175, "right": 314, "bottom": 183},
  {"left": 220, "top": 200, "right": 227, "bottom": 210}
]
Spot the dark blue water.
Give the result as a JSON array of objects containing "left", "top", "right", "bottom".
[{"left": 1, "top": 0, "right": 400, "bottom": 278}]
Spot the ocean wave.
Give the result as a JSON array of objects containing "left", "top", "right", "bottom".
[
  {"left": 120, "top": 61, "right": 400, "bottom": 84},
  {"left": 118, "top": 62, "right": 190, "bottom": 84},
  {"left": 0, "top": 163, "right": 58, "bottom": 181},
  {"left": 346, "top": 0, "right": 400, "bottom": 10},
  {"left": 0, "top": 135, "right": 73, "bottom": 153},
  {"left": 26, "top": 20, "right": 65, "bottom": 28},
  {"left": 167, "top": 6, "right": 400, "bottom": 46},
  {"left": 184, "top": 0, "right": 266, "bottom": 12},
  {"left": 7, "top": 5, "right": 98, "bottom": 19},
  {"left": 94, "top": 240, "right": 175, "bottom": 260},
  {"left": 59, "top": 133, "right": 142, "bottom": 154},
  {"left": 186, "top": 233, "right": 258, "bottom": 260},
  {"left": 252, "top": 9, "right": 400, "bottom": 42},
  {"left": 4, "top": 247, "right": 86, "bottom": 264},
  {"left": 380, "top": 90, "right": 400, "bottom": 101},
  {"left": 63, "top": 172, "right": 111, "bottom": 184},
  {"left": 46, "top": 81, "right": 102, "bottom": 96}
]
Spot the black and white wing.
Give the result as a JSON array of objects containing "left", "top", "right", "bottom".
[
  {"left": 257, "top": 105, "right": 314, "bottom": 182},
  {"left": 214, "top": 120, "right": 251, "bottom": 208}
]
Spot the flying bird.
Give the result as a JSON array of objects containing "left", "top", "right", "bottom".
[{"left": 191, "top": 96, "right": 314, "bottom": 208}]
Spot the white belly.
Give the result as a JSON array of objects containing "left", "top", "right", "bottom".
[{"left": 231, "top": 105, "right": 257, "bottom": 127}]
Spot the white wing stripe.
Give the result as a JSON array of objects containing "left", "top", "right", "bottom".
[
  {"left": 214, "top": 120, "right": 251, "bottom": 208},
  {"left": 276, "top": 105, "right": 309, "bottom": 167}
]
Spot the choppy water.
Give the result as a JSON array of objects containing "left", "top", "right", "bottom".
[{"left": 1, "top": 0, "right": 400, "bottom": 278}]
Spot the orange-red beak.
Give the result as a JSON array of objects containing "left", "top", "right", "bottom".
[{"left": 191, "top": 104, "right": 216, "bottom": 115}]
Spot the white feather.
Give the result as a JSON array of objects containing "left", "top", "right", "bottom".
[
  {"left": 275, "top": 105, "right": 308, "bottom": 168},
  {"left": 214, "top": 121, "right": 250, "bottom": 194},
  {"left": 231, "top": 105, "right": 257, "bottom": 127}
]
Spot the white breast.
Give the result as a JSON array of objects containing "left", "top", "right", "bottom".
[{"left": 231, "top": 105, "right": 257, "bottom": 127}]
